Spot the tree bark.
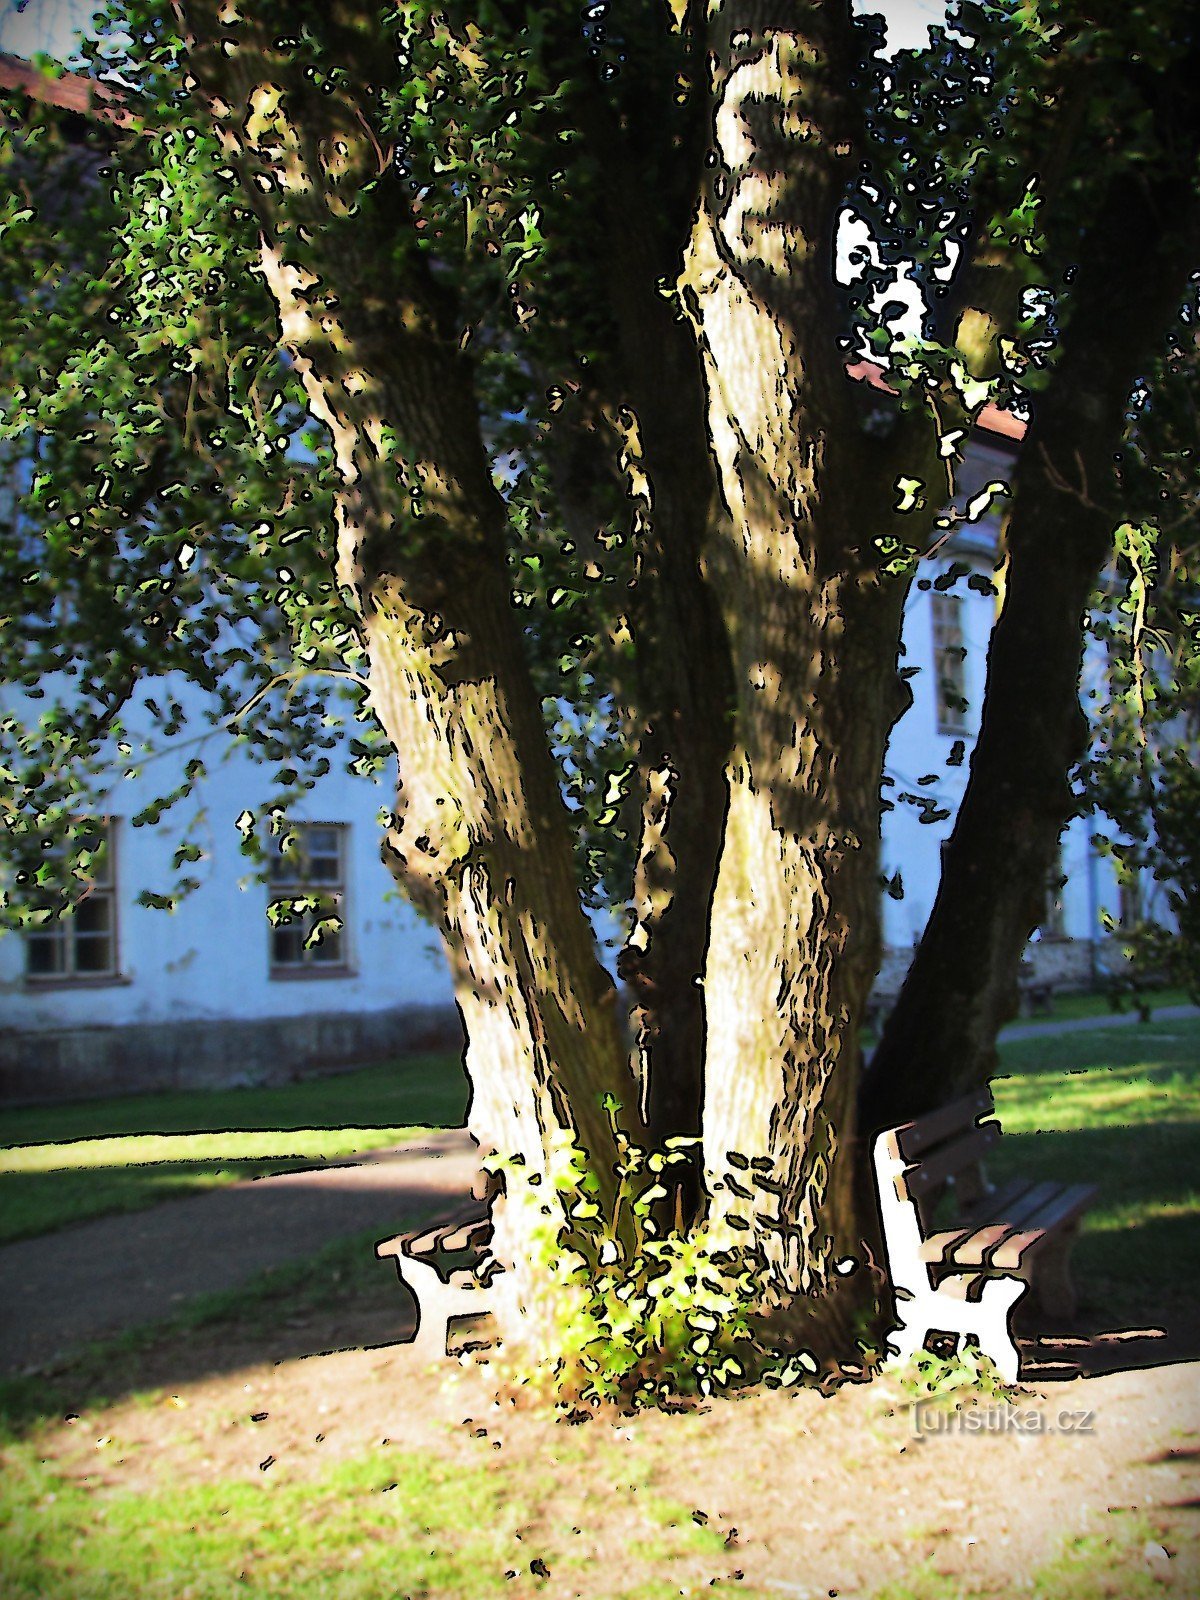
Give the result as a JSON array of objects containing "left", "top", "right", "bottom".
[
  {"left": 180, "top": 0, "right": 639, "bottom": 1354},
  {"left": 863, "top": 103, "right": 1200, "bottom": 1132},
  {"left": 600, "top": 165, "right": 735, "bottom": 1199},
  {"left": 679, "top": 5, "right": 924, "bottom": 1330}
]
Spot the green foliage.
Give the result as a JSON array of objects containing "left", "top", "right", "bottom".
[
  {"left": 0, "top": 21, "right": 365, "bottom": 920},
  {"left": 1082, "top": 316, "right": 1200, "bottom": 1002},
  {"left": 891, "top": 1343, "right": 1017, "bottom": 1406},
  {"left": 492, "top": 1110, "right": 799, "bottom": 1411}
]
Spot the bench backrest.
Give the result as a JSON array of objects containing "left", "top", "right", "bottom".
[{"left": 891, "top": 1086, "right": 998, "bottom": 1226}]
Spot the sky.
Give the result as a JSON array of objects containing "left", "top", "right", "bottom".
[{"left": 0, "top": 0, "right": 950, "bottom": 64}]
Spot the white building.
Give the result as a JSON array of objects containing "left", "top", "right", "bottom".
[
  {"left": 0, "top": 688, "right": 458, "bottom": 1099},
  {"left": 0, "top": 411, "right": 1137, "bottom": 1101},
  {"left": 876, "top": 419, "right": 1149, "bottom": 998}
]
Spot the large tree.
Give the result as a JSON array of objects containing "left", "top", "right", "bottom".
[{"left": 2, "top": 0, "right": 1197, "bottom": 1397}]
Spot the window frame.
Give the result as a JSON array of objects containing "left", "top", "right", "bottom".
[
  {"left": 267, "top": 822, "right": 352, "bottom": 978},
  {"left": 24, "top": 819, "right": 121, "bottom": 985},
  {"left": 931, "top": 592, "right": 969, "bottom": 736}
]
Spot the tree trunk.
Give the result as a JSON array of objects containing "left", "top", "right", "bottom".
[
  {"left": 181, "top": 1, "right": 639, "bottom": 1357},
  {"left": 605, "top": 217, "right": 735, "bottom": 1200},
  {"left": 678, "top": 6, "right": 919, "bottom": 1336},
  {"left": 863, "top": 127, "right": 1200, "bottom": 1132}
]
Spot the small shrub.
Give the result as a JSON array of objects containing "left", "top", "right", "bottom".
[
  {"left": 489, "top": 1100, "right": 814, "bottom": 1411},
  {"left": 893, "top": 1342, "right": 1019, "bottom": 1407}
]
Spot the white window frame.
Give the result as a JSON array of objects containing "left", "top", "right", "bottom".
[
  {"left": 931, "top": 593, "right": 969, "bottom": 736},
  {"left": 267, "top": 823, "right": 350, "bottom": 977},
  {"left": 1041, "top": 858, "right": 1067, "bottom": 941},
  {"left": 24, "top": 819, "right": 120, "bottom": 982}
]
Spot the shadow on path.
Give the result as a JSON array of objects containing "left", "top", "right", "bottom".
[{"left": 0, "top": 1130, "right": 478, "bottom": 1379}]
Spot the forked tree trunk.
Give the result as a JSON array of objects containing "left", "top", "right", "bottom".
[{"left": 679, "top": 8, "right": 922, "bottom": 1337}]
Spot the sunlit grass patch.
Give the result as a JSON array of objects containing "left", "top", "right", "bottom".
[
  {"left": 995, "top": 1018, "right": 1200, "bottom": 1089},
  {"left": 991, "top": 1019, "right": 1200, "bottom": 1316},
  {"left": 0, "top": 1129, "right": 419, "bottom": 1246},
  {"left": 0, "top": 1055, "right": 469, "bottom": 1148},
  {"left": 1026, "top": 1510, "right": 1182, "bottom": 1600},
  {"left": 0, "top": 1436, "right": 732, "bottom": 1600},
  {"left": 872, "top": 1510, "right": 1187, "bottom": 1600},
  {"left": 0, "top": 1054, "right": 469, "bottom": 1244}
]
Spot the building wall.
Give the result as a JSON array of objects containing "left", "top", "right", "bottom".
[
  {"left": 0, "top": 677, "right": 458, "bottom": 1095},
  {"left": 875, "top": 437, "right": 1128, "bottom": 995}
]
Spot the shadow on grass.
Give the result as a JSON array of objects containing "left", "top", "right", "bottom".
[
  {"left": 0, "top": 1224, "right": 425, "bottom": 1439},
  {"left": 0, "top": 1157, "right": 318, "bottom": 1246},
  {"left": 984, "top": 1121, "right": 1200, "bottom": 1380}
]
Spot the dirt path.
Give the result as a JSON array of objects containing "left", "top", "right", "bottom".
[
  {"left": 0, "top": 1129, "right": 478, "bottom": 1376},
  {"left": 1001, "top": 1001, "right": 1198, "bottom": 1042},
  {"left": 27, "top": 1328, "right": 1200, "bottom": 1599}
]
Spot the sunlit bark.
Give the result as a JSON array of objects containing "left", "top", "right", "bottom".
[{"left": 181, "top": 0, "right": 639, "bottom": 1354}]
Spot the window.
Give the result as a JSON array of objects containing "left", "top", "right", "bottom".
[
  {"left": 931, "top": 593, "right": 968, "bottom": 735},
  {"left": 268, "top": 823, "right": 348, "bottom": 974},
  {"left": 1118, "top": 870, "right": 1142, "bottom": 931},
  {"left": 25, "top": 820, "right": 119, "bottom": 981},
  {"left": 1041, "top": 860, "right": 1067, "bottom": 940}
]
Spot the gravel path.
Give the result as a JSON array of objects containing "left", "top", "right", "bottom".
[
  {"left": 0, "top": 1129, "right": 478, "bottom": 1377},
  {"left": 1001, "top": 1002, "right": 1198, "bottom": 1042}
]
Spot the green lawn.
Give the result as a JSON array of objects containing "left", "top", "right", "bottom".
[
  {"left": 0, "top": 1441, "right": 732, "bottom": 1600},
  {"left": 992, "top": 1018, "right": 1200, "bottom": 1321},
  {"left": 0, "top": 1055, "right": 469, "bottom": 1246},
  {"left": 1004, "top": 984, "right": 1192, "bottom": 1025}
]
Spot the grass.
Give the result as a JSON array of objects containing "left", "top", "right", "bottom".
[
  {"left": 992, "top": 1017, "right": 1200, "bottom": 1320},
  {"left": 873, "top": 1509, "right": 1187, "bottom": 1600},
  {"left": 0, "top": 1440, "right": 734, "bottom": 1600},
  {"left": 0, "top": 1055, "right": 469, "bottom": 1245},
  {"left": 0, "top": 1054, "right": 470, "bottom": 1146},
  {"left": 1004, "top": 984, "right": 1192, "bottom": 1026}
]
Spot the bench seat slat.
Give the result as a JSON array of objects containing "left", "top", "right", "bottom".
[
  {"left": 960, "top": 1178, "right": 1054, "bottom": 1231},
  {"left": 921, "top": 1178, "right": 1083, "bottom": 1268},
  {"left": 375, "top": 1201, "right": 489, "bottom": 1263},
  {"left": 433, "top": 1219, "right": 493, "bottom": 1254},
  {"left": 989, "top": 1184, "right": 1098, "bottom": 1270},
  {"left": 942, "top": 1221, "right": 1016, "bottom": 1268},
  {"left": 918, "top": 1179, "right": 1035, "bottom": 1266}
]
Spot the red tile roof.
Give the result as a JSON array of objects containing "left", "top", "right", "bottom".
[{"left": 0, "top": 50, "right": 136, "bottom": 129}]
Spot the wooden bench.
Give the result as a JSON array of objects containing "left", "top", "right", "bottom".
[
  {"left": 1018, "top": 977, "right": 1055, "bottom": 1017},
  {"left": 375, "top": 1197, "right": 500, "bottom": 1362},
  {"left": 873, "top": 1087, "right": 1096, "bottom": 1383}
]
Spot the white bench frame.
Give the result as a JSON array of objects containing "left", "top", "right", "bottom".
[
  {"left": 873, "top": 1088, "right": 1096, "bottom": 1384},
  {"left": 376, "top": 1205, "right": 499, "bottom": 1362}
]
